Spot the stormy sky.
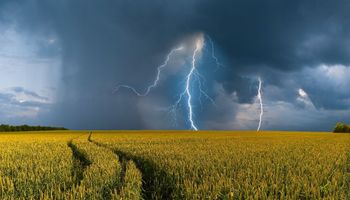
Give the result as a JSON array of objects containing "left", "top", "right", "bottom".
[{"left": 0, "top": 0, "right": 350, "bottom": 131}]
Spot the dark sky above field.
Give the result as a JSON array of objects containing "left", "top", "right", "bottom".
[{"left": 0, "top": 0, "right": 350, "bottom": 131}]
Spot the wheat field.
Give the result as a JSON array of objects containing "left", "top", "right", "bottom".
[{"left": 0, "top": 131, "right": 349, "bottom": 199}]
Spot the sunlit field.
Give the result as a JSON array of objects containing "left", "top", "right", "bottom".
[{"left": 0, "top": 131, "right": 349, "bottom": 199}]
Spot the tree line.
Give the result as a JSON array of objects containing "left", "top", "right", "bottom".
[
  {"left": 334, "top": 122, "right": 350, "bottom": 133},
  {"left": 0, "top": 124, "right": 68, "bottom": 132}
]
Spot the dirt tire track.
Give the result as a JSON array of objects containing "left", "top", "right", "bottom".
[
  {"left": 88, "top": 139, "right": 129, "bottom": 195},
  {"left": 67, "top": 136, "right": 92, "bottom": 186},
  {"left": 89, "top": 135, "right": 179, "bottom": 200}
]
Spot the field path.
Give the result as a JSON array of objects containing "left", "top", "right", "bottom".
[
  {"left": 88, "top": 139, "right": 129, "bottom": 194},
  {"left": 67, "top": 138, "right": 91, "bottom": 186},
  {"left": 89, "top": 134, "right": 177, "bottom": 200}
]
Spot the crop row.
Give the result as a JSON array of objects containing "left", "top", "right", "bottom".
[
  {"left": 68, "top": 136, "right": 142, "bottom": 200},
  {"left": 0, "top": 133, "right": 142, "bottom": 200},
  {"left": 92, "top": 131, "right": 350, "bottom": 199},
  {"left": 0, "top": 134, "right": 74, "bottom": 199},
  {"left": 1, "top": 131, "right": 350, "bottom": 199}
]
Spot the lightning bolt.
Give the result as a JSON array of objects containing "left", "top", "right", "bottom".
[
  {"left": 169, "top": 37, "right": 204, "bottom": 130},
  {"left": 206, "top": 35, "right": 224, "bottom": 71},
  {"left": 113, "top": 46, "right": 184, "bottom": 96},
  {"left": 185, "top": 39, "right": 202, "bottom": 130},
  {"left": 168, "top": 35, "right": 219, "bottom": 130},
  {"left": 116, "top": 33, "right": 220, "bottom": 131},
  {"left": 257, "top": 77, "right": 264, "bottom": 131}
]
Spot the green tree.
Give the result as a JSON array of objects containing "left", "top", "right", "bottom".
[{"left": 334, "top": 122, "right": 349, "bottom": 133}]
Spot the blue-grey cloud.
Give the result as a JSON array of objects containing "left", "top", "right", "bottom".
[
  {"left": 0, "top": 87, "right": 50, "bottom": 124},
  {"left": 1, "top": 0, "right": 350, "bottom": 130}
]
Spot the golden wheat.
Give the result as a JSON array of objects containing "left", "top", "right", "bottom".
[
  {"left": 0, "top": 131, "right": 349, "bottom": 199},
  {"left": 92, "top": 131, "right": 350, "bottom": 199}
]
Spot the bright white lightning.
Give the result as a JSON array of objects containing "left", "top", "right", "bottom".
[
  {"left": 115, "top": 33, "right": 219, "bottom": 130},
  {"left": 114, "top": 46, "right": 184, "bottom": 96},
  {"left": 169, "top": 35, "right": 210, "bottom": 130},
  {"left": 257, "top": 77, "right": 263, "bottom": 131},
  {"left": 185, "top": 39, "right": 203, "bottom": 130}
]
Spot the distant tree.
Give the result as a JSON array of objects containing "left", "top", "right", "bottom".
[
  {"left": 334, "top": 122, "right": 350, "bottom": 133},
  {"left": 0, "top": 124, "right": 68, "bottom": 132}
]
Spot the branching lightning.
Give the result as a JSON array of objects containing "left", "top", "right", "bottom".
[
  {"left": 115, "top": 34, "right": 221, "bottom": 130},
  {"left": 113, "top": 46, "right": 183, "bottom": 96},
  {"left": 206, "top": 35, "right": 224, "bottom": 71},
  {"left": 257, "top": 77, "right": 264, "bottom": 131},
  {"left": 169, "top": 37, "right": 204, "bottom": 130}
]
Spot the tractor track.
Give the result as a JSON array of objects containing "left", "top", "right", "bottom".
[
  {"left": 88, "top": 139, "right": 129, "bottom": 194},
  {"left": 67, "top": 135, "right": 92, "bottom": 187},
  {"left": 89, "top": 136, "right": 178, "bottom": 200}
]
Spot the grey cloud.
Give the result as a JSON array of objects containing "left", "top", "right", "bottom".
[
  {"left": 1, "top": 0, "right": 350, "bottom": 130},
  {"left": 0, "top": 89, "right": 49, "bottom": 108},
  {"left": 0, "top": 88, "right": 50, "bottom": 125},
  {"left": 11, "top": 87, "right": 49, "bottom": 101}
]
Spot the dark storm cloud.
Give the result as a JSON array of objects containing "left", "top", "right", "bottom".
[
  {"left": 197, "top": 0, "right": 350, "bottom": 69},
  {"left": 2, "top": 0, "right": 350, "bottom": 129},
  {"left": 43, "top": 1, "right": 195, "bottom": 129},
  {"left": 193, "top": 0, "right": 350, "bottom": 104}
]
